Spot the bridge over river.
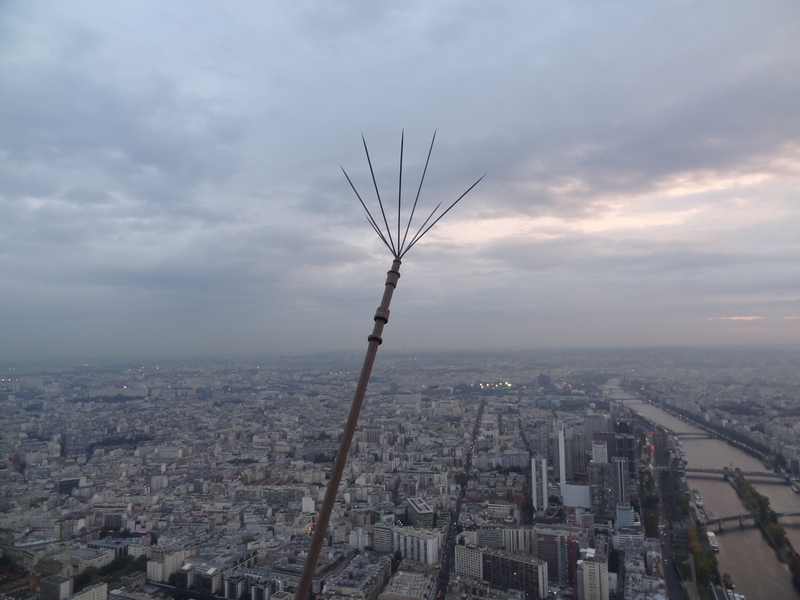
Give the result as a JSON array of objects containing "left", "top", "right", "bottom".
[
  {"left": 673, "top": 432, "right": 717, "bottom": 439},
  {"left": 706, "top": 508, "right": 800, "bottom": 531},
  {"left": 683, "top": 467, "right": 788, "bottom": 481}
]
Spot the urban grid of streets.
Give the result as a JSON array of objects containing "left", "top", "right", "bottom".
[{"left": 2, "top": 348, "right": 800, "bottom": 600}]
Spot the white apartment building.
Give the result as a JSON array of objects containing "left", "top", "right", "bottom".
[
  {"left": 578, "top": 548, "right": 608, "bottom": 600},
  {"left": 70, "top": 549, "right": 113, "bottom": 574},
  {"left": 454, "top": 542, "right": 483, "bottom": 580},
  {"left": 146, "top": 548, "right": 187, "bottom": 582},
  {"left": 72, "top": 582, "right": 107, "bottom": 600},
  {"left": 390, "top": 527, "right": 440, "bottom": 566}
]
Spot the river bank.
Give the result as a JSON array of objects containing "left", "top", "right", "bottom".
[
  {"left": 644, "top": 396, "right": 770, "bottom": 464},
  {"left": 727, "top": 474, "right": 800, "bottom": 586},
  {"left": 604, "top": 380, "right": 800, "bottom": 600}
]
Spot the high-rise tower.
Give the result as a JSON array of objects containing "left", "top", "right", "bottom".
[
  {"left": 531, "top": 455, "right": 548, "bottom": 516},
  {"left": 588, "top": 462, "right": 614, "bottom": 520},
  {"left": 611, "top": 457, "right": 630, "bottom": 507}
]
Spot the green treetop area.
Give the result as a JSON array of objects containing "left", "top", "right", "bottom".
[{"left": 74, "top": 555, "right": 148, "bottom": 592}]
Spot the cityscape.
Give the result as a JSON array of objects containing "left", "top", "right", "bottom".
[
  {"left": 2, "top": 348, "right": 800, "bottom": 600},
  {"left": 2, "top": 3, "right": 799, "bottom": 600}
]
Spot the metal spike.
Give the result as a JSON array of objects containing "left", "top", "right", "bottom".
[
  {"left": 297, "top": 134, "right": 482, "bottom": 600},
  {"left": 402, "top": 201, "right": 442, "bottom": 258},
  {"left": 364, "top": 214, "right": 392, "bottom": 251},
  {"left": 362, "top": 135, "right": 397, "bottom": 257},
  {"left": 400, "top": 130, "right": 436, "bottom": 254},
  {"left": 402, "top": 174, "right": 485, "bottom": 257},
  {"left": 341, "top": 167, "right": 393, "bottom": 254},
  {"left": 398, "top": 130, "right": 404, "bottom": 256}
]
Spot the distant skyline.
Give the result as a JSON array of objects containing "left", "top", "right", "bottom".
[{"left": 2, "top": 1, "right": 799, "bottom": 361}]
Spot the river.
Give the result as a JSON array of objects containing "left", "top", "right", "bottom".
[{"left": 603, "top": 381, "right": 800, "bottom": 600}]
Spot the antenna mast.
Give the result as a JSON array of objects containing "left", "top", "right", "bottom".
[{"left": 294, "top": 131, "right": 483, "bottom": 600}]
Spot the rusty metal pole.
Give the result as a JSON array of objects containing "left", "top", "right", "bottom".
[{"left": 294, "top": 259, "right": 402, "bottom": 600}]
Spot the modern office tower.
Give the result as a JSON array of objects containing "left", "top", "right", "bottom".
[
  {"left": 531, "top": 455, "right": 548, "bottom": 516},
  {"left": 527, "top": 421, "right": 550, "bottom": 463},
  {"left": 616, "top": 503, "right": 634, "bottom": 529},
  {"left": 564, "top": 428, "right": 575, "bottom": 481},
  {"left": 456, "top": 541, "right": 548, "bottom": 599},
  {"left": 503, "top": 527, "right": 536, "bottom": 555},
  {"left": 592, "top": 432, "right": 616, "bottom": 459},
  {"left": 373, "top": 526, "right": 393, "bottom": 553},
  {"left": 40, "top": 576, "right": 73, "bottom": 600},
  {"left": 536, "top": 422, "right": 551, "bottom": 463},
  {"left": 532, "top": 524, "right": 588, "bottom": 587},
  {"left": 588, "top": 462, "right": 614, "bottom": 521},
  {"left": 611, "top": 457, "right": 630, "bottom": 507},
  {"left": 556, "top": 421, "right": 567, "bottom": 484},
  {"left": 407, "top": 498, "right": 434, "bottom": 528},
  {"left": 615, "top": 433, "right": 637, "bottom": 476},
  {"left": 476, "top": 528, "right": 504, "bottom": 549},
  {"left": 591, "top": 441, "right": 608, "bottom": 464},
  {"left": 584, "top": 414, "right": 610, "bottom": 452},
  {"left": 482, "top": 549, "right": 548, "bottom": 600},
  {"left": 572, "top": 427, "right": 587, "bottom": 477},
  {"left": 578, "top": 547, "right": 609, "bottom": 600}
]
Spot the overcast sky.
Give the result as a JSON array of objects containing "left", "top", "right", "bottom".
[{"left": 2, "top": 1, "right": 799, "bottom": 362}]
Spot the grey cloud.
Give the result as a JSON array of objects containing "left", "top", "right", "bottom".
[{"left": 1, "top": 0, "right": 799, "bottom": 360}]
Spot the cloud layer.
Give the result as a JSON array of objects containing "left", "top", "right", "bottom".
[{"left": 2, "top": 0, "right": 799, "bottom": 360}]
